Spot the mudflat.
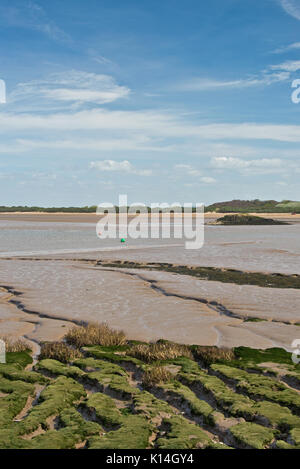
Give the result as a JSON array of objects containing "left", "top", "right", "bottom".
[
  {"left": 0, "top": 212, "right": 300, "bottom": 224},
  {"left": 0, "top": 215, "right": 299, "bottom": 352}
]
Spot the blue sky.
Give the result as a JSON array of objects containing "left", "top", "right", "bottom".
[{"left": 0, "top": 0, "right": 300, "bottom": 206}]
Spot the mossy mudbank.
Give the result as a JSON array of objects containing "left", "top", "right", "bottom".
[
  {"left": 97, "top": 260, "right": 300, "bottom": 289},
  {"left": 212, "top": 214, "right": 288, "bottom": 225},
  {"left": 1, "top": 334, "right": 300, "bottom": 450}
]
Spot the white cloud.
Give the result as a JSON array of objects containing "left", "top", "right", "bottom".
[
  {"left": 14, "top": 136, "right": 155, "bottom": 153},
  {"left": 90, "top": 160, "right": 152, "bottom": 176},
  {"left": 211, "top": 156, "right": 284, "bottom": 174},
  {"left": 177, "top": 72, "right": 290, "bottom": 91},
  {"left": 211, "top": 156, "right": 283, "bottom": 168},
  {"left": 177, "top": 51, "right": 300, "bottom": 93},
  {"left": 174, "top": 164, "right": 216, "bottom": 183},
  {"left": 270, "top": 60, "right": 300, "bottom": 72},
  {"left": 87, "top": 49, "right": 115, "bottom": 66},
  {"left": 200, "top": 176, "right": 216, "bottom": 184},
  {"left": 174, "top": 164, "right": 202, "bottom": 177},
  {"left": 10, "top": 70, "right": 130, "bottom": 105},
  {"left": 273, "top": 42, "right": 300, "bottom": 53},
  {"left": 90, "top": 160, "right": 132, "bottom": 171},
  {"left": 2, "top": 107, "right": 300, "bottom": 143},
  {"left": 178, "top": 79, "right": 249, "bottom": 90},
  {"left": 0, "top": 2, "right": 71, "bottom": 43},
  {"left": 43, "top": 88, "right": 128, "bottom": 104},
  {"left": 276, "top": 181, "right": 288, "bottom": 186},
  {"left": 279, "top": 0, "right": 300, "bottom": 21}
]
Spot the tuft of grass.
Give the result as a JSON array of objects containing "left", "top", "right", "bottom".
[
  {"left": 87, "top": 415, "right": 152, "bottom": 449},
  {"left": 142, "top": 366, "right": 173, "bottom": 388},
  {"left": 30, "top": 408, "right": 101, "bottom": 449},
  {"left": 234, "top": 347, "right": 296, "bottom": 366},
  {"left": 0, "top": 377, "right": 35, "bottom": 429},
  {"left": 156, "top": 416, "right": 211, "bottom": 449},
  {"left": 179, "top": 368, "right": 256, "bottom": 419},
  {"left": 64, "top": 323, "right": 127, "bottom": 348},
  {"left": 5, "top": 351, "right": 33, "bottom": 369},
  {"left": 0, "top": 336, "right": 31, "bottom": 353},
  {"left": 158, "top": 380, "right": 216, "bottom": 425},
  {"left": 79, "top": 393, "right": 123, "bottom": 427},
  {"left": 133, "top": 391, "right": 174, "bottom": 418},
  {"left": 212, "top": 364, "right": 300, "bottom": 413},
  {"left": 128, "top": 342, "right": 193, "bottom": 363},
  {"left": 193, "top": 346, "right": 235, "bottom": 366},
  {"left": 40, "top": 342, "right": 83, "bottom": 364},
  {"left": 16, "top": 376, "right": 86, "bottom": 437},
  {"left": 229, "top": 422, "right": 276, "bottom": 449},
  {"left": 36, "top": 359, "right": 86, "bottom": 380}
]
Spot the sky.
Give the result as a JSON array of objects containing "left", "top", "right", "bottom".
[{"left": 0, "top": 0, "right": 300, "bottom": 206}]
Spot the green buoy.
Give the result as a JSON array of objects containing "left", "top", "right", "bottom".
[{"left": 120, "top": 238, "right": 126, "bottom": 243}]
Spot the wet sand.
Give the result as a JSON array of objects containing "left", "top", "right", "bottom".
[
  {"left": 0, "top": 214, "right": 299, "bottom": 351},
  {"left": 0, "top": 212, "right": 300, "bottom": 224},
  {"left": 0, "top": 258, "right": 299, "bottom": 351}
]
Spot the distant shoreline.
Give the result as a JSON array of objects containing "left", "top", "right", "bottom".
[
  {"left": 0, "top": 211, "right": 299, "bottom": 226},
  {"left": 0, "top": 211, "right": 300, "bottom": 219}
]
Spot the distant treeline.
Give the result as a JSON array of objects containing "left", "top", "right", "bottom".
[
  {"left": 0, "top": 206, "right": 98, "bottom": 213},
  {"left": 0, "top": 200, "right": 300, "bottom": 213},
  {"left": 205, "top": 199, "right": 300, "bottom": 214}
]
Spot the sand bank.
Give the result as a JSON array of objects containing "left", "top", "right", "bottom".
[
  {"left": 0, "top": 258, "right": 299, "bottom": 351},
  {"left": 0, "top": 212, "right": 299, "bottom": 224}
]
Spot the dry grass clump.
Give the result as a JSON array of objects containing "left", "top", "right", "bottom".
[
  {"left": 142, "top": 366, "right": 173, "bottom": 388},
  {"left": 128, "top": 342, "right": 193, "bottom": 363},
  {"left": 64, "top": 322, "right": 127, "bottom": 348},
  {"left": 40, "top": 342, "right": 83, "bottom": 363},
  {"left": 0, "top": 335, "right": 31, "bottom": 353},
  {"left": 194, "top": 346, "right": 235, "bottom": 366}
]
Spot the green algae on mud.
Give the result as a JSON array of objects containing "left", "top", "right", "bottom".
[
  {"left": 229, "top": 422, "right": 276, "bottom": 449},
  {"left": 212, "top": 214, "right": 289, "bottom": 225},
  {"left": 97, "top": 260, "right": 300, "bottom": 289},
  {"left": 1, "top": 344, "right": 300, "bottom": 449}
]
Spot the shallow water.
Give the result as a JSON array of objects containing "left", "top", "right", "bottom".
[{"left": 0, "top": 219, "right": 299, "bottom": 274}]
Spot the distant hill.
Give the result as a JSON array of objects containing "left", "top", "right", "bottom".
[{"left": 205, "top": 200, "right": 300, "bottom": 214}]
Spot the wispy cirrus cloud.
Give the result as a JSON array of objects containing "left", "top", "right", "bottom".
[
  {"left": 279, "top": 0, "right": 300, "bottom": 21},
  {"left": 13, "top": 136, "right": 155, "bottom": 153},
  {"left": 9, "top": 70, "right": 130, "bottom": 106},
  {"left": 174, "top": 164, "right": 216, "bottom": 183},
  {"left": 87, "top": 49, "right": 115, "bottom": 67},
  {"left": 272, "top": 42, "right": 300, "bottom": 53},
  {"left": 211, "top": 156, "right": 284, "bottom": 174},
  {"left": 174, "top": 164, "right": 202, "bottom": 177},
  {"left": 270, "top": 60, "right": 300, "bottom": 72},
  {"left": 0, "top": 1, "right": 71, "bottom": 43},
  {"left": 176, "top": 72, "right": 290, "bottom": 91},
  {"left": 2, "top": 108, "right": 300, "bottom": 143},
  {"left": 176, "top": 42, "right": 300, "bottom": 93},
  {"left": 90, "top": 160, "right": 152, "bottom": 176}
]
